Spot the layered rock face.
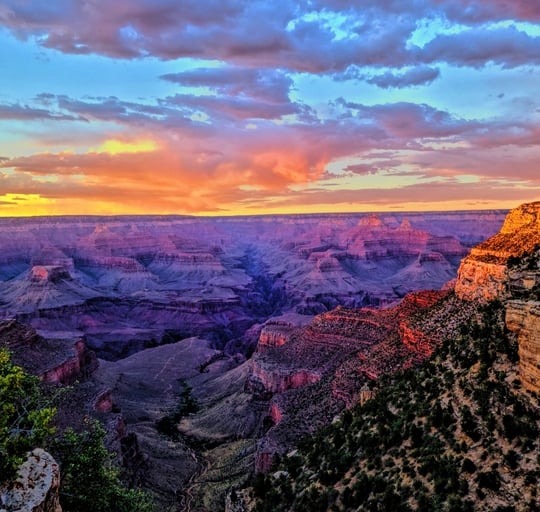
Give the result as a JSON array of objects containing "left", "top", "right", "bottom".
[
  {"left": 0, "top": 320, "right": 97, "bottom": 385},
  {"left": 0, "top": 211, "right": 504, "bottom": 359},
  {"left": 248, "top": 289, "right": 450, "bottom": 470},
  {"left": 455, "top": 202, "right": 540, "bottom": 302},
  {"left": 0, "top": 449, "right": 61, "bottom": 512}
]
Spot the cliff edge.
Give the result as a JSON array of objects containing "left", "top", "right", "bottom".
[{"left": 455, "top": 201, "right": 540, "bottom": 302}]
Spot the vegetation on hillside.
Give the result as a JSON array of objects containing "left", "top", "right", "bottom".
[
  {"left": 0, "top": 349, "right": 154, "bottom": 511},
  {"left": 52, "top": 422, "right": 154, "bottom": 512},
  {"left": 248, "top": 300, "right": 540, "bottom": 511},
  {"left": 155, "top": 380, "right": 199, "bottom": 439},
  {"left": 0, "top": 348, "right": 56, "bottom": 481}
]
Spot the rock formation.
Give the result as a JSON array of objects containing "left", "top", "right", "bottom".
[
  {"left": 247, "top": 289, "right": 450, "bottom": 471},
  {"left": 455, "top": 202, "right": 540, "bottom": 395},
  {"left": 455, "top": 201, "right": 540, "bottom": 302},
  {"left": 0, "top": 211, "right": 504, "bottom": 359},
  {"left": 0, "top": 320, "right": 97, "bottom": 385},
  {"left": 0, "top": 449, "right": 61, "bottom": 512}
]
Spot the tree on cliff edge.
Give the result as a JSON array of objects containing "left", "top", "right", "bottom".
[{"left": 0, "top": 349, "right": 56, "bottom": 481}]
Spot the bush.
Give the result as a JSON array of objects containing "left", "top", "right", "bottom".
[
  {"left": 52, "top": 422, "right": 154, "bottom": 512},
  {"left": 0, "top": 349, "right": 56, "bottom": 481},
  {"left": 155, "top": 382, "right": 198, "bottom": 439}
]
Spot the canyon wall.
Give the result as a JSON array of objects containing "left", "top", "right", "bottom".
[{"left": 506, "top": 300, "right": 540, "bottom": 393}]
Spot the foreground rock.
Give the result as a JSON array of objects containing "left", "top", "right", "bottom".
[{"left": 0, "top": 449, "right": 61, "bottom": 512}]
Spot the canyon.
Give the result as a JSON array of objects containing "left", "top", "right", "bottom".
[
  {"left": 0, "top": 209, "right": 513, "bottom": 509},
  {"left": 235, "top": 201, "right": 540, "bottom": 512}
]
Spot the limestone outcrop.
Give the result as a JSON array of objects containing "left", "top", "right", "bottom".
[{"left": 0, "top": 449, "right": 61, "bottom": 512}]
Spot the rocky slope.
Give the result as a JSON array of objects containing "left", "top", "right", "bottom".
[
  {"left": 244, "top": 297, "right": 540, "bottom": 512},
  {"left": 248, "top": 290, "right": 457, "bottom": 473}
]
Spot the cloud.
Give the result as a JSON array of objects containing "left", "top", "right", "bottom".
[
  {"left": 161, "top": 66, "right": 293, "bottom": 103},
  {"left": 1, "top": 0, "right": 540, "bottom": 72},
  {"left": 365, "top": 66, "right": 440, "bottom": 89},
  {"left": 344, "top": 159, "right": 404, "bottom": 175},
  {"left": 428, "top": 0, "right": 540, "bottom": 24},
  {"left": 335, "top": 100, "right": 479, "bottom": 139},
  {"left": 420, "top": 26, "right": 540, "bottom": 68},
  {"left": 160, "top": 66, "right": 308, "bottom": 121},
  {"left": 0, "top": 102, "right": 83, "bottom": 121}
]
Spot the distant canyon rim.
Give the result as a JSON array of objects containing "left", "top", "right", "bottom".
[{"left": 0, "top": 210, "right": 506, "bottom": 359}]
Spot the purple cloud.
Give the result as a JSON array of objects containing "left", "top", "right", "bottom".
[
  {"left": 0, "top": 102, "right": 83, "bottom": 121},
  {"left": 366, "top": 66, "right": 440, "bottom": 89},
  {"left": 420, "top": 26, "right": 540, "bottom": 68},
  {"left": 161, "top": 67, "right": 293, "bottom": 103},
  {"left": 1, "top": 0, "right": 540, "bottom": 72},
  {"left": 336, "top": 100, "right": 479, "bottom": 139}
]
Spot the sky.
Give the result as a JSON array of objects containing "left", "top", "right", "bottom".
[{"left": 0, "top": 1, "right": 540, "bottom": 216}]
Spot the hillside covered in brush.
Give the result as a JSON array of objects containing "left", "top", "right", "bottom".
[{"left": 244, "top": 296, "right": 539, "bottom": 511}]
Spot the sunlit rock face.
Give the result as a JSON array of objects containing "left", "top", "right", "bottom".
[
  {"left": 455, "top": 202, "right": 540, "bottom": 302},
  {"left": 506, "top": 300, "right": 540, "bottom": 393},
  {"left": 247, "top": 289, "right": 450, "bottom": 469}
]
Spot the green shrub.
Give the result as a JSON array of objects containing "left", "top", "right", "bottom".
[
  {"left": 52, "top": 422, "right": 154, "bottom": 512},
  {"left": 0, "top": 349, "right": 56, "bottom": 481}
]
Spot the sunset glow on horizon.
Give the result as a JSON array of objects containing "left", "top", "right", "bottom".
[{"left": 1, "top": 1, "right": 540, "bottom": 217}]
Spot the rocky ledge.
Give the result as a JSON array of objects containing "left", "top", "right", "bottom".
[{"left": 0, "top": 320, "right": 97, "bottom": 385}]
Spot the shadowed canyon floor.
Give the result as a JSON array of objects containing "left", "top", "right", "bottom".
[{"left": 0, "top": 210, "right": 510, "bottom": 509}]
